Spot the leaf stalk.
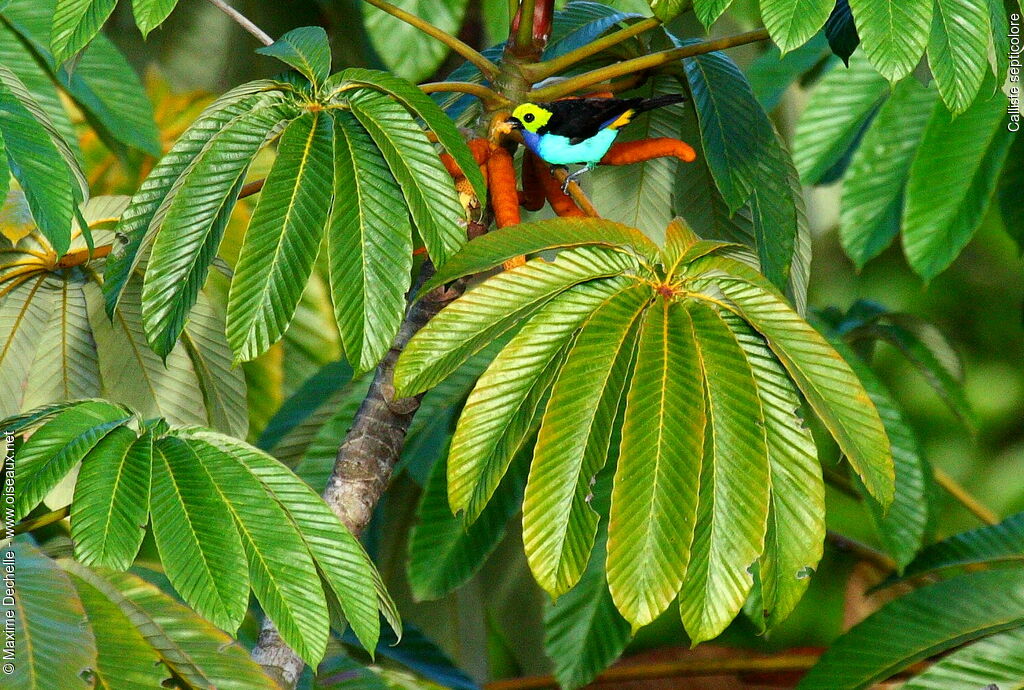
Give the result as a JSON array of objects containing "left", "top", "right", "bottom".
[
  {"left": 528, "top": 28, "right": 770, "bottom": 100},
  {"left": 524, "top": 17, "right": 662, "bottom": 81},
  {"left": 361, "top": 0, "right": 499, "bottom": 79},
  {"left": 205, "top": 0, "right": 275, "bottom": 46}
]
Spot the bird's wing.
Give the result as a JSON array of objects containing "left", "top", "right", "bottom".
[{"left": 541, "top": 98, "right": 642, "bottom": 143}]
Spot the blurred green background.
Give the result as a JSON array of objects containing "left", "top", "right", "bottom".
[{"left": 102, "top": 0, "right": 1024, "bottom": 680}]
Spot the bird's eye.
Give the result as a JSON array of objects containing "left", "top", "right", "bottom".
[{"left": 523, "top": 112, "right": 535, "bottom": 123}]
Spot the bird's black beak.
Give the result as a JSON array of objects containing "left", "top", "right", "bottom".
[{"left": 505, "top": 116, "right": 524, "bottom": 131}]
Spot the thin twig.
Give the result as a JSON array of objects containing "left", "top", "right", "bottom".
[
  {"left": 933, "top": 468, "right": 999, "bottom": 525},
  {"left": 827, "top": 530, "right": 896, "bottom": 573},
  {"left": 529, "top": 28, "right": 770, "bottom": 100},
  {"left": 362, "top": 0, "right": 498, "bottom": 79},
  {"left": 239, "top": 178, "right": 266, "bottom": 199},
  {"left": 205, "top": 0, "right": 274, "bottom": 46},
  {"left": 14, "top": 505, "right": 70, "bottom": 536},
  {"left": 485, "top": 653, "right": 823, "bottom": 690},
  {"left": 419, "top": 81, "right": 512, "bottom": 108},
  {"left": 525, "top": 17, "right": 661, "bottom": 81}
]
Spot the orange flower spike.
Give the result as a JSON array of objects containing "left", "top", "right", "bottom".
[
  {"left": 438, "top": 152, "right": 464, "bottom": 178},
  {"left": 520, "top": 151, "right": 546, "bottom": 211},
  {"left": 532, "top": 154, "right": 586, "bottom": 218},
  {"left": 469, "top": 138, "right": 491, "bottom": 165},
  {"left": 600, "top": 137, "right": 697, "bottom": 166},
  {"left": 487, "top": 145, "right": 521, "bottom": 228}
]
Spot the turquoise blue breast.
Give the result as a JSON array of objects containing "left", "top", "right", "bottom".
[{"left": 524, "top": 128, "right": 620, "bottom": 165}]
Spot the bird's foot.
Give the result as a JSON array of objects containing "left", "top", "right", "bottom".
[{"left": 560, "top": 167, "right": 589, "bottom": 194}]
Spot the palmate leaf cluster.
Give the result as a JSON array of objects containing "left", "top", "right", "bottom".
[
  {"left": 0, "top": 195, "right": 248, "bottom": 433},
  {"left": 394, "top": 217, "right": 895, "bottom": 641},
  {"left": 795, "top": 54, "right": 1018, "bottom": 280},
  {"left": 0, "top": 0, "right": 159, "bottom": 254},
  {"left": 4, "top": 398, "right": 398, "bottom": 670},
  {"left": 6, "top": 541, "right": 282, "bottom": 690},
  {"left": 103, "top": 27, "right": 482, "bottom": 371}
]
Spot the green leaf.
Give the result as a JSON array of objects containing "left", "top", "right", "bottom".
[
  {"left": 591, "top": 76, "right": 684, "bottom": 244},
  {"left": 70, "top": 573, "right": 169, "bottom": 689},
  {"left": 450, "top": 278, "right": 632, "bottom": 523},
  {"left": 328, "top": 110, "right": 412, "bottom": 374},
  {"left": 226, "top": 111, "right": 334, "bottom": 362},
  {"left": 131, "top": 0, "right": 179, "bottom": 37},
  {"left": 4, "top": 543, "right": 95, "bottom": 690},
  {"left": 725, "top": 313, "right": 823, "bottom": 630},
  {"left": 257, "top": 26, "right": 331, "bottom": 87},
  {"left": 333, "top": 67, "right": 487, "bottom": 203},
  {"left": 22, "top": 277, "right": 100, "bottom": 410},
  {"left": 422, "top": 218, "right": 659, "bottom": 294},
  {"left": 0, "top": 79, "right": 76, "bottom": 255},
  {"left": 797, "top": 569, "right": 1024, "bottom": 689},
  {"left": 361, "top": 0, "right": 471, "bottom": 82},
  {"left": 902, "top": 626, "right": 1024, "bottom": 689},
  {"left": 179, "top": 434, "right": 330, "bottom": 666},
  {"left": 0, "top": 276, "right": 54, "bottom": 418},
  {"left": 998, "top": 132, "right": 1023, "bottom": 251},
  {"left": 150, "top": 435, "right": 250, "bottom": 633},
  {"left": 348, "top": 88, "right": 466, "bottom": 265},
  {"left": 65, "top": 563, "right": 279, "bottom": 688},
  {"left": 885, "top": 511, "right": 1024, "bottom": 586},
  {"left": 544, "top": 538, "right": 631, "bottom": 690},
  {"left": 14, "top": 400, "right": 131, "bottom": 520},
  {"left": 395, "top": 247, "right": 640, "bottom": 397},
  {"left": 692, "top": 0, "right": 734, "bottom": 26},
  {"left": 141, "top": 96, "right": 296, "bottom": 356},
  {"left": 189, "top": 429, "right": 390, "bottom": 652},
  {"left": 104, "top": 83, "right": 286, "bottom": 316},
  {"left": 749, "top": 126, "right": 798, "bottom": 291},
  {"left": 840, "top": 79, "right": 937, "bottom": 268},
  {"left": 748, "top": 36, "right": 832, "bottom": 111},
  {"left": 761, "top": 0, "right": 835, "bottom": 53},
  {"left": 847, "top": 0, "right": 932, "bottom": 81},
  {"left": 86, "top": 281, "right": 212, "bottom": 429},
  {"left": 793, "top": 54, "right": 888, "bottom": 185},
  {"left": 928, "top": 0, "right": 991, "bottom": 113},
  {"left": 524, "top": 283, "right": 650, "bottom": 596},
  {"left": 680, "top": 302, "right": 769, "bottom": 644},
  {"left": 407, "top": 446, "right": 527, "bottom": 601},
  {"left": 180, "top": 292, "right": 250, "bottom": 437},
  {"left": 646, "top": 0, "right": 688, "bottom": 21},
  {"left": 51, "top": 0, "right": 118, "bottom": 64},
  {"left": 902, "top": 87, "right": 1012, "bottom": 280},
  {"left": 835, "top": 339, "right": 929, "bottom": 570},
  {"left": 683, "top": 47, "right": 772, "bottom": 210},
  {"left": 710, "top": 277, "right": 894, "bottom": 504},
  {"left": 71, "top": 427, "right": 152, "bottom": 570},
  {"left": 608, "top": 299, "right": 704, "bottom": 628}
]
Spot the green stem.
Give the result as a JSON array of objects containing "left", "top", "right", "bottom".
[
  {"left": 826, "top": 530, "right": 895, "bottom": 572},
  {"left": 524, "top": 17, "right": 662, "bottom": 81},
  {"left": 933, "top": 468, "right": 999, "bottom": 525},
  {"left": 14, "top": 505, "right": 70, "bottom": 536},
  {"left": 529, "top": 28, "right": 770, "bottom": 100},
  {"left": 362, "top": 0, "right": 499, "bottom": 79},
  {"left": 419, "top": 81, "right": 512, "bottom": 108},
  {"left": 514, "top": 0, "right": 537, "bottom": 51}
]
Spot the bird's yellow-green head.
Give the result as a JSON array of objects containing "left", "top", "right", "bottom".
[{"left": 508, "top": 103, "right": 552, "bottom": 133}]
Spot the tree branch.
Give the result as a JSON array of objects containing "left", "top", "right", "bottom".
[
  {"left": 529, "top": 28, "right": 770, "bottom": 100},
  {"left": 933, "top": 467, "right": 999, "bottom": 525},
  {"left": 361, "top": 0, "right": 499, "bottom": 79},
  {"left": 250, "top": 262, "right": 466, "bottom": 687},
  {"left": 523, "top": 17, "right": 661, "bottom": 82},
  {"left": 826, "top": 530, "right": 896, "bottom": 573},
  {"left": 14, "top": 505, "right": 70, "bottom": 536},
  {"left": 205, "top": 0, "right": 274, "bottom": 47},
  {"left": 485, "top": 652, "right": 824, "bottom": 690}
]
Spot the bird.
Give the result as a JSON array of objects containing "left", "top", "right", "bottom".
[{"left": 505, "top": 94, "right": 686, "bottom": 190}]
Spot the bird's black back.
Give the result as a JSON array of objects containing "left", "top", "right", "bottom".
[{"left": 534, "top": 94, "right": 685, "bottom": 142}]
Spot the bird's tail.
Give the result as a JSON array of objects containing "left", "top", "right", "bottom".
[{"left": 635, "top": 93, "right": 687, "bottom": 113}]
